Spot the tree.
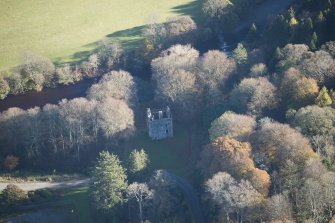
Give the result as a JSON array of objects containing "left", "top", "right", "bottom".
[
  {"left": 151, "top": 45, "right": 201, "bottom": 120},
  {"left": 251, "top": 119, "right": 315, "bottom": 169},
  {"left": 89, "top": 54, "right": 100, "bottom": 74},
  {"left": 58, "top": 98, "right": 97, "bottom": 161},
  {"left": 127, "top": 182, "right": 154, "bottom": 223},
  {"left": 202, "top": 0, "right": 239, "bottom": 31},
  {"left": 320, "top": 172, "right": 335, "bottom": 219},
  {"left": 0, "top": 184, "right": 27, "bottom": 207},
  {"left": 198, "top": 50, "right": 236, "bottom": 104},
  {"left": 143, "top": 14, "right": 166, "bottom": 47},
  {"left": 55, "top": 64, "right": 74, "bottom": 85},
  {"left": 233, "top": 43, "right": 248, "bottom": 66},
  {"left": 280, "top": 68, "right": 319, "bottom": 109},
  {"left": 4, "top": 73, "right": 25, "bottom": 94},
  {"left": 289, "top": 17, "right": 298, "bottom": 26},
  {"left": 42, "top": 103, "right": 62, "bottom": 155},
  {"left": 230, "top": 77, "right": 278, "bottom": 116},
  {"left": 0, "top": 107, "right": 26, "bottom": 153},
  {"left": 199, "top": 50, "right": 236, "bottom": 89},
  {"left": 148, "top": 170, "right": 185, "bottom": 220},
  {"left": 154, "top": 69, "right": 200, "bottom": 119},
  {"left": 151, "top": 44, "right": 199, "bottom": 77},
  {"left": 82, "top": 54, "right": 100, "bottom": 77},
  {"left": 249, "top": 63, "right": 267, "bottom": 77},
  {"left": 23, "top": 107, "right": 43, "bottom": 158},
  {"left": 3, "top": 155, "right": 19, "bottom": 171},
  {"left": 0, "top": 77, "right": 10, "bottom": 100},
  {"left": 208, "top": 111, "right": 256, "bottom": 141},
  {"left": 128, "top": 149, "right": 149, "bottom": 174},
  {"left": 205, "top": 172, "right": 263, "bottom": 222},
  {"left": 290, "top": 105, "right": 335, "bottom": 138},
  {"left": 265, "top": 194, "right": 294, "bottom": 222},
  {"left": 310, "top": 32, "right": 318, "bottom": 50},
  {"left": 298, "top": 178, "right": 325, "bottom": 222},
  {"left": 276, "top": 44, "right": 310, "bottom": 73},
  {"left": 164, "top": 16, "right": 197, "bottom": 45},
  {"left": 97, "top": 97, "right": 135, "bottom": 139},
  {"left": 199, "top": 136, "right": 270, "bottom": 196},
  {"left": 300, "top": 50, "right": 335, "bottom": 84},
  {"left": 90, "top": 151, "right": 128, "bottom": 212},
  {"left": 321, "top": 41, "right": 335, "bottom": 57},
  {"left": 202, "top": 0, "right": 233, "bottom": 20},
  {"left": 88, "top": 70, "right": 138, "bottom": 106},
  {"left": 20, "top": 51, "right": 55, "bottom": 91},
  {"left": 315, "top": 86, "right": 332, "bottom": 107},
  {"left": 289, "top": 105, "right": 335, "bottom": 160},
  {"left": 98, "top": 41, "right": 124, "bottom": 70}
]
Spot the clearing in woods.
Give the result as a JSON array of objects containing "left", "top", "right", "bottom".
[{"left": 0, "top": 0, "right": 202, "bottom": 71}]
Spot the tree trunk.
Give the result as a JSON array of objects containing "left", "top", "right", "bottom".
[{"left": 139, "top": 201, "right": 143, "bottom": 223}]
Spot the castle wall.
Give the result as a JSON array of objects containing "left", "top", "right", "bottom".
[{"left": 147, "top": 107, "right": 173, "bottom": 140}]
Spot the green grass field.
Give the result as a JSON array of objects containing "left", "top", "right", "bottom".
[
  {"left": 57, "top": 187, "right": 93, "bottom": 223},
  {"left": 0, "top": 0, "right": 201, "bottom": 71},
  {"left": 131, "top": 122, "right": 200, "bottom": 180}
]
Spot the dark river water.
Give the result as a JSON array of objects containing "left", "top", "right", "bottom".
[{"left": 0, "top": 79, "right": 95, "bottom": 112}]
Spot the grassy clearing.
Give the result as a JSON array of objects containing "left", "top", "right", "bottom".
[
  {"left": 0, "top": 0, "right": 202, "bottom": 71},
  {"left": 132, "top": 122, "right": 199, "bottom": 180},
  {"left": 56, "top": 187, "right": 93, "bottom": 223}
]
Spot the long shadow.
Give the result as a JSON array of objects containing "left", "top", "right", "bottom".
[
  {"left": 171, "top": 0, "right": 204, "bottom": 24},
  {"left": 54, "top": 1, "right": 203, "bottom": 67},
  {"left": 53, "top": 25, "right": 145, "bottom": 67}
]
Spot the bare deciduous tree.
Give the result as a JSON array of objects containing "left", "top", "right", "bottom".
[
  {"left": 230, "top": 77, "right": 278, "bottom": 116},
  {"left": 151, "top": 44, "right": 199, "bottom": 77},
  {"left": 58, "top": 97, "right": 97, "bottom": 161},
  {"left": 88, "top": 70, "right": 138, "bottom": 106},
  {"left": 127, "top": 182, "right": 154, "bottom": 223},
  {"left": 205, "top": 171, "right": 263, "bottom": 222},
  {"left": 265, "top": 194, "right": 294, "bottom": 222},
  {"left": 249, "top": 63, "right": 268, "bottom": 77},
  {"left": 55, "top": 64, "right": 74, "bottom": 85},
  {"left": 20, "top": 51, "right": 55, "bottom": 91},
  {"left": 97, "top": 97, "right": 135, "bottom": 139},
  {"left": 209, "top": 111, "right": 256, "bottom": 141},
  {"left": 199, "top": 50, "right": 236, "bottom": 104}
]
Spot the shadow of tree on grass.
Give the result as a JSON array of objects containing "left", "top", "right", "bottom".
[
  {"left": 171, "top": 0, "right": 203, "bottom": 24},
  {"left": 55, "top": 0, "right": 203, "bottom": 67}
]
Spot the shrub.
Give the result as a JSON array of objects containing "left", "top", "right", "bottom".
[
  {"left": 3, "top": 155, "right": 19, "bottom": 171},
  {"left": 0, "top": 184, "right": 28, "bottom": 207}
]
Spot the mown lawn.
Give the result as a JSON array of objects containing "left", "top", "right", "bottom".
[{"left": 0, "top": 0, "right": 202, "bottom": 71}]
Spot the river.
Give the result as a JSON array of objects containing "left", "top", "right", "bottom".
[{"left": 0, "top": 79, "right": 94, "bottom": 112}]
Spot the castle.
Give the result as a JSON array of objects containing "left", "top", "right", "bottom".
[{"left": 146, "top": 106, "right": 173, "bottom": 140}]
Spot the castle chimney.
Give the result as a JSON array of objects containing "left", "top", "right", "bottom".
[
  {"left": 166, "top": 106, "right": 171, "bottom": 118},
  {"left": 146, "top": 108, "right": 151, "bottom": 119}
]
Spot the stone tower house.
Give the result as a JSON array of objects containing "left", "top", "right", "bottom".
[{"left": 146, "top": 106, "right": 173, "bottom": 140}]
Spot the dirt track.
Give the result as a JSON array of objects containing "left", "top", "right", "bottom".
[{"left": 0, "top": 178, "right": 90, "bottom": 191}]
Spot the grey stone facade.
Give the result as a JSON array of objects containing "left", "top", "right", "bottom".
[{"left": 147, "top": 107, "right": 173, "bottom": 140}]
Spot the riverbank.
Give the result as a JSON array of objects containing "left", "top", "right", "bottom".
[{"left": 0, "top": 79, "right": 94, "bottom": 112}]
